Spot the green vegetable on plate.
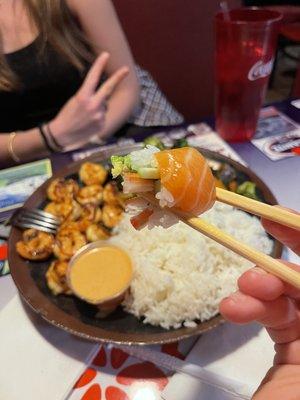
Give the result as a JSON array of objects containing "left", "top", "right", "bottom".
[
  {"left": 111, "top": 155, "right": 131, "bottom": 178},
  {"left": 173, "top": 138, "right": 188, "bottom": 148},
  {"left": 143, "top": 136, "right": 165, "bottom": 150},
  {"left": 236, "top": 181, "right": 259, "bottom": 200}
]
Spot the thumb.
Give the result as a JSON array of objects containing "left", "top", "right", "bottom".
[{"left": 262, "top": 207, "right": 300, "bottom": 256}]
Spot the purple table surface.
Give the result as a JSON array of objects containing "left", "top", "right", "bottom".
[{"left": 51, "top": 99, "right": 300, "bottom": 212}]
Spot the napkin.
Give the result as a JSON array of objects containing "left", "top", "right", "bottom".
[
  {"left": 0, "top": 295, "right": 99, "bottom": 400},
  {"left": 161, "top": 322, "right": 274, "bottom": 400}
]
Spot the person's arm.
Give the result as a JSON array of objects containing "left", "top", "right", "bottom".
[
  {"left": 0, "top": 128, "right": 49, "bottom": 167},
  {"left": 220, "top": 214, "right": 300, "bottom": 400},
  {"left": 67, "top": 0, "right": 140, "bottom": 139}
]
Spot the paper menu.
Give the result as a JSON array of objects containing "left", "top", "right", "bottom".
[
  {"left": 185, "top": 123, "right": 247, "bottom": 165},
  {"left": 251, "top": 106, "right": 300, "bottom": 161},
  {"left": 0, "top": 158, "right": 52, "bottom": 220}
]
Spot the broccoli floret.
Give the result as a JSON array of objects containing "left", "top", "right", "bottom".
[
  {"left": 173, "top": 138, "right": 188, "bottom": 148},
  {"left": 111, "top": 155, "right": 131, "bottom": 178},
  {"left": 236, "top": 181, "right": 259, "bottom": 200},
  {"left": 123, "top": 154, "right": 132, "bottom": 170}
]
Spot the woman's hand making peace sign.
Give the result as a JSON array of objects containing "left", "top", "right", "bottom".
[{"left": 50, "top": 52, "right": 128, "bottom": 150}]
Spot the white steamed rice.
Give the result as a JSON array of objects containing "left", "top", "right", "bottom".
[{"left": 110, "top": 202, "right": 273, "bottom": 329}]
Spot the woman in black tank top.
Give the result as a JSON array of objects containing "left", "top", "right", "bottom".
[{"left": 0, "top": 0, "right": 139, "bottom": 166}]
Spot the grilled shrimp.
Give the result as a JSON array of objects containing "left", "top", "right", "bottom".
[
  {"left": 79, "top": 162, "right": 108, "bottom": 186},
  {"left": 53, "top": 229, "right": 87, "bottom": 261},
  {"left": 77, "top": 204, "right": 102, "bottom": 232},
  {"left": 46, "top": 260, "right": 72, "bottom": 295},
  {"left": 47, "top": 178, "right": 79, "bottom": 202},
  {"left": 103, "top": 182, "right": 121, "bottom": 205},
  {"left": 76, "top": 184, "right": 103, "bottom": 206},
  {"left": 86, "top": 224, "right": 110, "bottom": 242},
  {"left": 16, "top": 229, "right": 54, "bottom": 261},
  {"left": 57, "top": 221, "right": 81, "bottom": 235},
  {"left": 44, "top": 200, "right": 82, "bottom": 222},
  {"left": 102, "top": 204, "right": 123, "bottom": 229}
]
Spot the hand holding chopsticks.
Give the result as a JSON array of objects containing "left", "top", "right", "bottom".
[{"left": 141, "top": 193, "right": 300, "bottom": 290}]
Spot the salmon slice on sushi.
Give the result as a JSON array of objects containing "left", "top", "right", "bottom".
[{"left": 111, "top": 146, "right": 216, "bottom": 229}]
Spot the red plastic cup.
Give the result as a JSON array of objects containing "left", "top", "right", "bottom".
[{"left": 215, "top": 8, "right": 282, "bottom": 142}]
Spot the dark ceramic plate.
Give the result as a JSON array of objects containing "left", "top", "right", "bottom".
[{"left": 8, "top": 145, "right": 282, "bottom": 345}]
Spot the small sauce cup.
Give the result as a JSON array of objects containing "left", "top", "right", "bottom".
[{"left": 67, "top": 241, "right": 133, "bottom": 317}]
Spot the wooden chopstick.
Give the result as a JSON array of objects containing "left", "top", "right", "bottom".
[
  {"left": 216, "top": 188, "right": 300, "bottom": 231},
  {"left": 141, "top": 193, "right": 300, "bottom": 289}
]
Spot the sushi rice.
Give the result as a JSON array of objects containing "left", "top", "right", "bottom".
[{"left": 110, "top": 202, "right": 273, "bottom": 330}]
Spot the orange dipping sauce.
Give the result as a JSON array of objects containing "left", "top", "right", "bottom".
[{"left": 68, "top": 244, "right": 133, "bottom": 305}]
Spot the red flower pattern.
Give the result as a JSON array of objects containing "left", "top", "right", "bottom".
[
  {"left": 81, "top": 384, "right": 101, "bottom": 400},
  {"left": 92, "top": 346, "right": 107, "bottom": 367},
  {"left": 161, "top": 343, "right": 185, "bottom": 360},
  {"left": 73, "top": 341, "right": 186, "bottom": 400},
  {"left": 117, "top": 361, "right": 168, "bottom": 391},
  {"left": 75, "top": 368, "right": 97, "bottom": 388},
  {"left": 111, "top": 348, "right": 129, "bottom": 369},
  {"left": 105, "top": 386, "right": 129, "bottom": 400}
]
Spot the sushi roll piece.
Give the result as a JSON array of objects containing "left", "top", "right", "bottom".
[{"left": 111, "top": 146, "right": 216, "bottom": 228}]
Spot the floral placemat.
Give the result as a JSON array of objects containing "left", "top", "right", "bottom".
[
  {"left": 68, "top": 340, "right": 196, "bottom": 400},
  {"left": 0, "top": 240, "right": 9, "bottom": 277}
]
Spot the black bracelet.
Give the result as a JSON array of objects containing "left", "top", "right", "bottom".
[
  {"left": 38, "top": 124, "right": 55, "bottom": 153},
  {"left": 45, "top": 123, "right": 64, "bottom": 152}
]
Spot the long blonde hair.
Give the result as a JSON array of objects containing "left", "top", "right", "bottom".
[{"left": 0, "top": 0, "right": 95, "bottom": 91}]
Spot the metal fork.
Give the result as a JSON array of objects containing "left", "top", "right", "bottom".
[{"left": 10, "top": 208, "right": 60, "bottom": 234}]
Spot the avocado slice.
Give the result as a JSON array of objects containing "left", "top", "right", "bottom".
[{"left": 137, "top": 167, "right": 160, "bottom": 179}]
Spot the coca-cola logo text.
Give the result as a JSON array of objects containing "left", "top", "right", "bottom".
[{"left": 248, "top": 59, "right": 274, "bottom": 81}]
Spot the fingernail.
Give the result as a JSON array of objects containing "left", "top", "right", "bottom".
[
  {"left": 252, "top": 267, "right": 268, "bottom": 275},
  {"left": 220, "top": 297, "right": 236, "bottom": 307},
  {"left": 229, "top": 291, "right": 245, "bottom": 303}
]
